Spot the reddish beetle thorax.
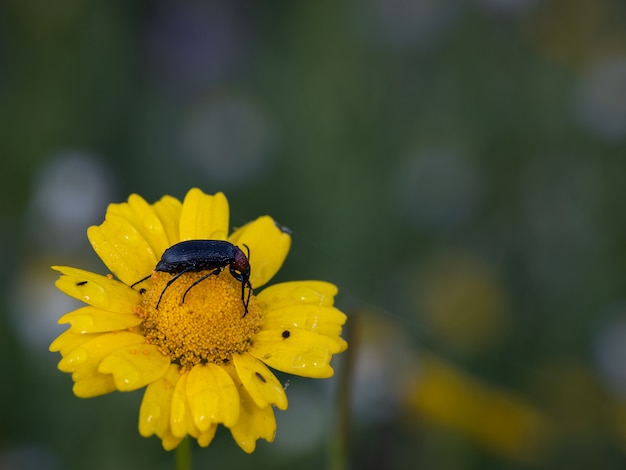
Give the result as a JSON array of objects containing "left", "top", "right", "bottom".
[{"left": 233, "top": 247, "right": 249, "bottom": 272}]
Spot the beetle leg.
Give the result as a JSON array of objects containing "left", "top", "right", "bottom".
[
  {"left": 156, "top": 268, "right": 193, "bottom": 309},
  {"left": 229, "top": 267, "right": 253, "bottom": 317},
  {"left": 130, "top": 272, "right": 153, "bottom": 289},
  {"left": 242, "top": 278, "right": 253, "bottom": 318},
  {"left": 180, "top": 267, "right": 223, "bottom": 304}
]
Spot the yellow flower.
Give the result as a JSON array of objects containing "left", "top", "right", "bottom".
[{"left": 50, "top": 188, "right": 348, "bottom": 452}]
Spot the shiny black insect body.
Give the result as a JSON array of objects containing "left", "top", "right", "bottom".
[{"left": 132, "top": 240, "right": 252, "bottom": 315}]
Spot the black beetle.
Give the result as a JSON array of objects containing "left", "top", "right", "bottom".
[{"left": 132, "top": 240, "right": 252, "bottom": 315}]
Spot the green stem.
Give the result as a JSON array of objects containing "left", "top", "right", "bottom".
[
  {"left": 175, "top": 437, "right": 192, "bottom": 470},
  {"left": 329, "top": 313, "right": 356, "bottom": 470}
]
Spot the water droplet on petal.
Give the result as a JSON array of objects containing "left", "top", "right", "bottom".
[
  {"left": 124, "top": 370, "right": 140, "bottom": 387},
  {"left": 291, "top": 286, "right": 325, "bottom": 304},
  {"left": 66, "top": 348, "right": 88, "bottom": 366}
]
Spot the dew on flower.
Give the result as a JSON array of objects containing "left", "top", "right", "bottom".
[{"left": 50, "top": 188, "right": 348, "bottom": 453}]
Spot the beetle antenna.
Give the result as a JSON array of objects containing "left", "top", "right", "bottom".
[{"left": 241, "top": 244, "right": 252, "bottom": 317}]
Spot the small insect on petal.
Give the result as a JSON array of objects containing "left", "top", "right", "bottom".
[
  {"left": 49, "top": 188, "right": 349, "bottom": 453},
  {"left": 53, "top": 266, "right": 142, "bottom": 312},
  {"left": 249, "top": 329, "right": 339, "bottom": 378},
  {"left": 232, "top": 353, "right": 288, "bottom": 410}
]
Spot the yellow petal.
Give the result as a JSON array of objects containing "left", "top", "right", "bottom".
[
  {"left": 228, "top": 373, "right": 277, "bottom": 454},
  {"left": 249, "top": 329, "right": 339, "bottom": 378},
  {"left": 196, "top": 425, "right": 218, "bottom": 448},
  {"left": 179, "top": 189, "right": 229, "bottom": 241},
  {"left": 58, "top": 332, "right": 146, "bottom": 397},
  {"left": 58, "top": 306, "right": 142, "bottom": 334},
  {"left": 170, "top": 372, "right": 194, "bottom": 438},
  {"left": 52, "top": 266, "right": 141, "bottom": 313},
  {"left": 58, "top": 331, "right": 145, "bottom": 373},
  {"left": 160, "top": 432, "right": 184, "bottom": 452},
  {"left": 263, "top": 304, "right": 347, "bottom": 339},
  {"left": 170, "top": 372, "right": 211, "bottom": 440},
  {"left": 73, "top": 373, "right": 117, "bottom": 398},
  {"left": 262, "top": 305, "right": 347, "bottom": 353},
  {"left": 139, "top": 364, "right": 181, "bottom": 441},
  {"left": 232, "top": 353, "right": 288, "bottom": 410},
  {"left": 87, "top": 213, "right": 158, "bottom": 286},
  {"left": 108, "top": 194, "right": 171, "bottom": 260},
  {"left": 98, "top": 344, "right": 170, "bottom": 391},
  {"left": 186, "top": 363, "right": 240, "bottom": 430},
  {"left": 152, "top": 195, "right": 183, "bottom": 246},
  {"left": 49, "top": 330, "right": 100, "bottom": 355},
  {"left": 257, "top": 281, "right": 338, "bottom": 310},
  {"left": 229, "top": 216, "right": 291, "bottom": 288}
]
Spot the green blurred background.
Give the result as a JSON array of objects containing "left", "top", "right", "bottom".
[{"left": 2, "top": 0, "right": 626, "bottom": 468}]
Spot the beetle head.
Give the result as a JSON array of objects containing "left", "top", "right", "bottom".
[{"left": 231, "top": 246, "right": 250, "bottom": 279}]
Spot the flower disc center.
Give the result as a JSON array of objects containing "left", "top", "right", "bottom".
[{"left": 139, "top": 270, "right": 261, "bottom": 371}]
